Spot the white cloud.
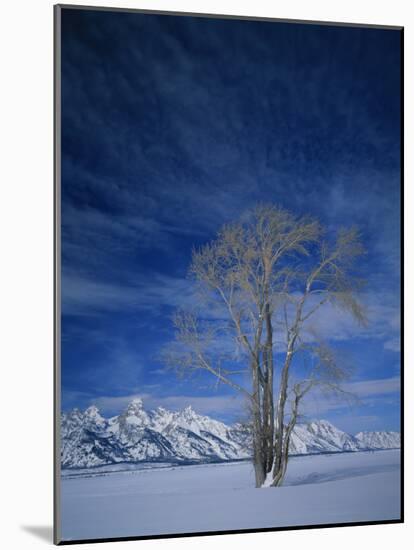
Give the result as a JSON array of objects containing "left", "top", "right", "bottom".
[
  {"left": 298, "top": 376, "right": 400, "bottom": 418},
  {"left": 293, "top": 290, "right": 401, "bottom": 348},
  {"left": 343, "top": 376, "right": 400, "bottom": 398},
  {"left": 384, "top": 337, "right": 401, "bottom": 352},
  {"left": 61, "top": 271, "right": 195, "bottom": 316}
]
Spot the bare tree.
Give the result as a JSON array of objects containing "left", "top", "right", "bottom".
[
  {"left": 164, "top": 204, "right": 365, "bottom": 487},
  {"left": 270, "top": 341, "right": 357, "bottom": 486}
]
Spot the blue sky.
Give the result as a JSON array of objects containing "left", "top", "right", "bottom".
[{"left": 60, "top": 8, "right": 401, "bottom": 434}]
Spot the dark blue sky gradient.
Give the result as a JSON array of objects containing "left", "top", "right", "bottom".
[{"left": 60, "top": 8, "right": 401, "bottom": 433}]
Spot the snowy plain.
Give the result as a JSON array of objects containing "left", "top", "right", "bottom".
[{"left": 60, "top": 449, "right": 401, "bottom": 542}]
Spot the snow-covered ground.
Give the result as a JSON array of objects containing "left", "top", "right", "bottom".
[{"left": 60, "top": 450, "right": 401, "bottom": 542}]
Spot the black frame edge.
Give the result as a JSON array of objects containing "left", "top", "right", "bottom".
[
  {"left": 399, "top": 26, "right": 404, "bottom": 524},
  {"left": 58, "top": 519, "right": 403, "bottom": 546},
  {"left": 55, "top": 3, "right": 403, "bottom": 31},
  {"left": 54, "top": 3, "right": 62, "bottom": 546}
]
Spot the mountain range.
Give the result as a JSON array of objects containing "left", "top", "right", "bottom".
[{"left": 61, "top": 398, "right": 400, "bottom": 469}]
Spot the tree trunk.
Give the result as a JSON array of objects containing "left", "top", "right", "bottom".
[
  {"left": 251, "top": 355, "right": 266, "bottom": 487},
  {"left": 262, "top": 302, "right": 274, "bottom": 474},
  {"left": 253, "top": 433, "right": 266, "bottom": 487},
  {"left": 273, "top": 344, "right": 293, "bottom": 478},
  {"left": 271, "top": 391, "right": 300, "bottom": 486},
  {"left": 271, "top": 435, "right": 289, "bottom": 487}
]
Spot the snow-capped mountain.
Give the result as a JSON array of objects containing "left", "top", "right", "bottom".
[
  {"left": 61, "top": 399, "right": 400, "bottom": 469},
  {"left": 355, "top": 431, "right": 401, "bottom": 450},
  {"left": 61, "top": 399, "right": 251, "bottom": 468},
  {"left": 289, "top": 420, "right": 360, "bottom": 454}
]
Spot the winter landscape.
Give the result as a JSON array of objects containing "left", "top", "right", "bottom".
[
  {"left": 60, "top": 399, "right": 401, "bottom": 540},
  {"left": 59, "top": 8, "right": 402, "bottom": 543}
]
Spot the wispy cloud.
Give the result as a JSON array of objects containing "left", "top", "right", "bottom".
[
  {"left": 62, "top": 267, "right": 400, "bottom": 355},
  {"left": 299, "top": 376, "right": 401, "bottom": 420},
  {"left": 344, "top": 376, "right": 400, "bottom": 398},
  {"left": 384, "top": 338, "right": 400, "bottom": 352},
  {"left": 297, "top": 291, "right": 400, "bottom": 350},
  {"left": 61, "top": 272, "right": 195, "bottom": 316}
]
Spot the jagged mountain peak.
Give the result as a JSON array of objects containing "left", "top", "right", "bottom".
[
  {"left": 117, "top": 399, "right": 150, "bottom": 431},
  {"left": 84, "top": 405, "right": 101, "bottom": 417},
  {"left": 308, "top": 419, "right": 338, "bottom": 431},
  {"left": 82, "top": 406, "right": 106, "bottom": 428},
  {"left": 124, "top": 398, "right": 144, "bottom": 413},
  {"left": 355, "top": 431, "right": 401, "bottom": 450},
  {"left": 65, "top": 407, "right": 83, "bottom": 419},
  {"left": 177, "top": 405, "right": 199, "bottom": 419}
]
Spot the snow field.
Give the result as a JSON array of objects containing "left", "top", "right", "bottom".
[{"left": 60, "top": 449, "right": 401, "bottom": 541}]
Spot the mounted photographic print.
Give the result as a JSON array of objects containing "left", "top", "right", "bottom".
[{"left": 54, "top": 4, "right": 403, "bottom": 545}]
